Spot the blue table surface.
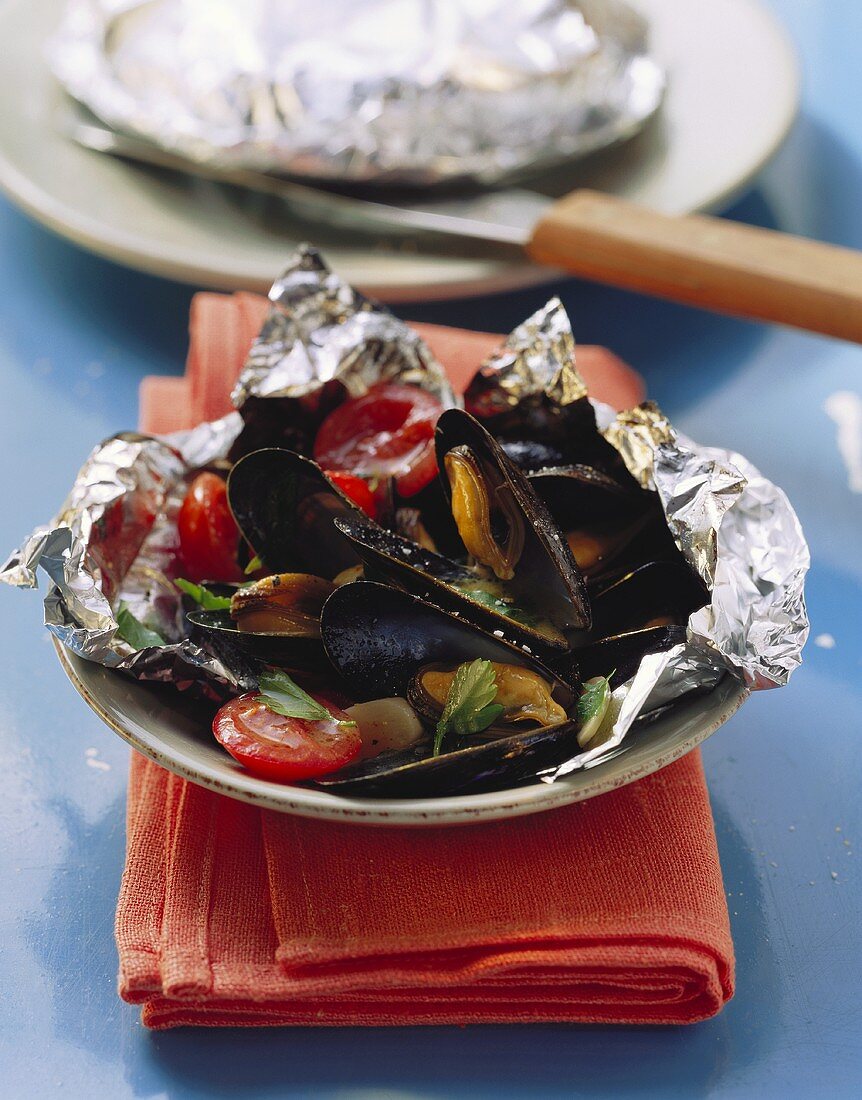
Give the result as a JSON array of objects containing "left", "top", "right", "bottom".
[{"left": 1, "top": 1, "right": 860, "bottom": 1096}]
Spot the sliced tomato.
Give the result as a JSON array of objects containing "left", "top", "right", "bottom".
[
  {"left": 212, "top": 693, "right": 361, "bottom": 782},
  {"left": 177, "top": 472, "right": 244, "bottom": 583},
  {"left": 313, "top": 382, "right": 444, "bottom": 497},
  {"left": 324, "top": 470, "right": 377, "bottom": 519}
]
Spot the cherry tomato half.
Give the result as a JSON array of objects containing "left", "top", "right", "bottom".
[
  {"left": 324, "top": 470, "right": 377, "bottom": 519},
  {"left": 313, "top": 382, "right": 444, "bottom": 497},
  {"left": 177, "top": 471, "right": 244, "bottom": 583},
  {"left": 213, "top": 692, "right": 361, "bottom": 782}
]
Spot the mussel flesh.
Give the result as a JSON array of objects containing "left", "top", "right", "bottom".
[
  {"left": 408, "top": 662, "right": 568, "bottom": 733},
  {"left": 528, "top": 465, "right": 678, "bottom": 583},
  {"left": 230, "top": 573, "right": 335, "bottom": 636},
  {"left": 187, "top": 572, "right": 334, "bottom": 670},
  {"left": 317, "top": 581, "right": 580, "bottom": 796},
  {"left": 435, "top": 409, "right": 591, "bottom": 634}
]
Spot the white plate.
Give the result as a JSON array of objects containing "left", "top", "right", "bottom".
[
  {"left": 56, "top": 640, "right": 748, "bottom": 827},
  {"left": 0, "top": 0, "right": 798, "bottom": 301}
]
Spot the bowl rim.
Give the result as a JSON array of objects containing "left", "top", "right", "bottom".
[{"left": 56, "top": 639, "right": 749, "bottom": 827}]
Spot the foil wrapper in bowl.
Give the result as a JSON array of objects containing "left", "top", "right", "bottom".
[
  {"left": 2, "top": 246, "right": 809, "bottom": 773},
  {"left": 50, "top": 0, "right": 665, "bottom": 186}
]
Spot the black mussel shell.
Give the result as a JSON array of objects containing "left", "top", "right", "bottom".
[
  {"left": 333, "top": 513, "right": 571, "bottom": 661},
  {"left": 500, "top": 439, "right": 568, "bottom": 471},
  {"left": 576, "top": 625, "right": 687, "bottom": 688},
  {"left": 528, "top": 464, "right": 644, "bottom": 514},
  {"left": 313, "top": 720, "right": 580, "bottom": 798},
  {"left": 528, "top": 465, "right": 679, "bottom": 584},
  {"left": 187, "top": 609, "right": 327, "bottom": 671},
  {"left": 227, "top": 448, "right": 360, "bottom": 580},
  {"left": 464, "top": 374, "right": 635, "bottom": 483},
  {"left": 320, "top": 580, "right": 574, "bottom": 704},
  {"left": 589, "top": 561, "right": 708, "bottom": 639},
  {"left": 434, "top": 409, "right": 591, "bottom": 633}
]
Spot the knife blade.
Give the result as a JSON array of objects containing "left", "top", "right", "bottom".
[{"left": 65, "top": 111, "right": 862, "bottom": 344}]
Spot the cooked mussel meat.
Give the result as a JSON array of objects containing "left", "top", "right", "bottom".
[
  {"left": 409, "top": 662, "right": 568, "bottom": 732},
  {"left": 444, "top": 445, "right": 524, "bottom": 581},
  {"left": 317, "top": 581, "right": 581, "bottom": 796},
  {"left": 230, "top": 573, "right": 336, "bottom": 636},
  {"left": 435, "top": 409, "right": 591, "bottom": 634},
  {"left": 528, "top": 465, "right": 677, "bottom": 583},
  {"left": 187, "top": 572, "right": 335, "bottom": 671}
]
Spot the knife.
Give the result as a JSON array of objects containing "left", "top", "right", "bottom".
[{"left": 67, "top": 114, "right": 862, "bottom": 344}]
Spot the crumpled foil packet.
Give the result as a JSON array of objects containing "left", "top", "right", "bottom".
[
  {"left": 49, "top": 0, "right": 665, "bottom": 186},
  {"left": 233, "top": 245, "right": 455, "bottom": 409},
  {"left": 1, "top": 247, "right": 809, "bottom": 772}
]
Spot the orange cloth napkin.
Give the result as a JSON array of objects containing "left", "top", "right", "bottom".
[{"left": 120, "top": 293, "right": 734, "bottom": 1029}]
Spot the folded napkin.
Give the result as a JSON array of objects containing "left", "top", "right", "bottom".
[{"left": 120, "top": 293, "right": 734, "bottom": 1028}]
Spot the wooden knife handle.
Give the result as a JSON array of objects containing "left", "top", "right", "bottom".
[{"left": 527, "top": 190, "right": 862, "bottom": 344}]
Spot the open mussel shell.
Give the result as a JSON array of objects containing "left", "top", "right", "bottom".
[
  {"left": 227, "top": 448, "right": 360, "bottom": 580},
  {"left": 187, "top": 609, "right": 327, "bottom": 671},
  {"left": 528, "top": 464, "right": 678, "bottom": 584},
  {"left": 576, "top": 625, "right": 687, "bottom": 689},
  {"left": 434, "top": 409, "right": 591, "bottom": 634},
  {"left": 572, "top": 561, "right": 706, "bottom": 689},
  {"left": 321, "top": 580, "right": 575, "bottom": 702},
  {"left": 463, "top": 375, "right": 635, "bottom": 482},
  {"left": 313, "top": 720, "right": 580, "bottom": 798},
  {"left": 318, "top": 580, "right": 579, "bottom": 797},
  {"left": 588, "top": 560, "right": 708, "bottom": 639},
  {"left": 333, "top": 513, "right": 571, "bottom": 660},
  {"left": 499, "top": 439, "right": 568, "bottom": 472}
]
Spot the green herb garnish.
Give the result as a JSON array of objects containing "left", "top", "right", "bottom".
[
  {"left": 175, "top": 578, "right": 232, "bottom": 611},
  {"left": 576, "top": 673, "right": 613, "bottom": 747},
  {"left": 257, "top": 669, "right": 356, "bottom": 726},
  {"left": 433, "top": 658, "right": 504, "bottom": 756},
  {"left": 244, "top": 554, "right": 263, "bottom": 576},
  {"left": 116, "top": 603, "right": 166, "bottom": 650},
  {"left": 459, "top": 586, "right": 542, "bottom": 628},
  {"left": 451, "top": 580, "right": 564, "bottom": 643}
]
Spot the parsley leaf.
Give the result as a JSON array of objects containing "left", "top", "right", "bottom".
[
  {"left": 459, "top": 586, "right": 542, "bottom": 628},
  {"left": 257, "top": 669, "right": 355, "bottom": 726},
  {"left": 175, "top": 578, "right": 232, "bottom": 611},
  {"left": 244, "top": 554, "right": 263, "bottom": 576},
  {"left": 433, "top": 659, "right": 504, "bottom": 756},
  {"left": 116, "top": 603, "right": 166, "bottom": 650}
]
